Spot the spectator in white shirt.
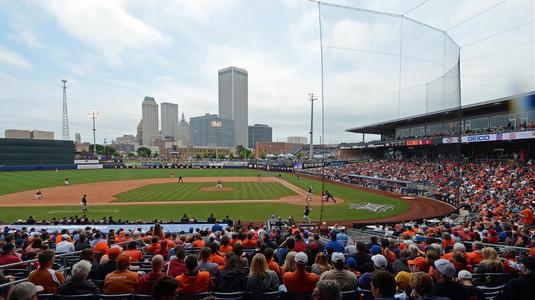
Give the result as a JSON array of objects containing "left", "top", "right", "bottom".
[{"left": 56, "top": 234, "right": 75, "bottom": 253}]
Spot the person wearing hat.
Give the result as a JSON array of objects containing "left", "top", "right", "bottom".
[
  {"left": 28, "top": 250, "right": 64, "bottom": 294},
  {"left": 394, "top": 271, "right": 411, "bottom": 300},
  {"left": 283, "top": 251, "right": 319, "bottom": 293},
  {"left": 408, "top": 256, "right": 429, "bottom": 273},
  {"left": 432, "top": 259, "right": 469, "bottom": 300},
  {"left": 95, "top": 246, "right": 122, "bottom": 280},
  {"left": 7, "top": 282, "right": 43, "bottom": 300},
  {"left": 358, "top": 254, "right": 388, "bottom": 290},
  {"left": 103, "top": 254, "right": 139, "bottom": 295},
  {"left": 318, "top": 252, "right": 357, "bottom": 291},
  {"left": 0, "top": 243, "right": 22, "bottom": 266},
  {"left": 496, "top": 256, "right": 535, "bottom": 299},
  {"left": 55, "top": 234, "right": 75, "bottom": 253},
  {"left": 456, "top": 270, "right": 485, "bottom": 300}
]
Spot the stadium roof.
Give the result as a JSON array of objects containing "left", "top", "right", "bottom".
[{"left": 346, "top": 91, "right": 535, "bottom": 135}]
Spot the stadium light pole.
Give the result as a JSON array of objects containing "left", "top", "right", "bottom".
[
  {"left": 88, "top": 110, "right": 99, "bottom": 156},
  {"left": 211, "top": 119, "right": 222, "bottom": 159}
]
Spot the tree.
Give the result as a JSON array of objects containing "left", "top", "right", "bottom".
[
  {"left": 104, "top": 145, "right": 117, "bottom": 156},
  {"left": 137, "top": 147, "right": 151, "bottom": 157},
  {"left": 195, "top": 153, "right": 202, "bottom": 160},
  {"left": 229, "top": 153, "right": 235, "bottom": 160},
  {"left": 89, "top": 144, "right": 104, "bottom": 154},
  {"left": 128, "top": 152, "right": 136, "bottom": 158},
  {"left": 260, "top": 153, "right": 266, "bottom": 160},
  {"left": 296, "top": 152, "right": 303, "bottom": 160}
]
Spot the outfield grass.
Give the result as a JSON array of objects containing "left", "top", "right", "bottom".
[
  {"left": 0, "top": 168, "right": 266, "bottom": 195},
  {"left": 0, "top": 169, "right": 410, "bottom": 223},
  {"left": 113, "top": 182, "right": 297, "bottom": 202}
]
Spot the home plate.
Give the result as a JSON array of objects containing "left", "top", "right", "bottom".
[{"left": 48, "top": 209, "right": 119, "bottom": 214}]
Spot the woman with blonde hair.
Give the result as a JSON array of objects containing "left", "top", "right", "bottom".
[
  {"left": 281, "top": 251, "right": 296, "bottom": 274},
  {"left": 311, "top": 252, "right": 332, "bottom": 275},
  {"left": 476, "top": 247, "right": 504, "bottom": 273},
  {"left": 246, "top": 253, "right": 279, "bottom": 293},
  {"left": 409, "top": 272, "right": 436, "bottom": 300}
]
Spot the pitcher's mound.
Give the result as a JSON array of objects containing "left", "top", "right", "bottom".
[{"left": 200, "top": 187, "right": 235, "bottom": 192}]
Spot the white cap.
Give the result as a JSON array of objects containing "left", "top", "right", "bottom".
[
  {"left": 371, "top": 254, "right": 388, "bottom": 269},
  {"left": 458, "top": 270, "right": 472, "bottom": 280},
  {"left": 61, "top": 234, "right": 69, "bottom": 240},
  {"left": 331, "top": 252, "right": 345, "bottom": 263},
  {"left": 295, "top": 252, "right": 308, "bottom": 264}
]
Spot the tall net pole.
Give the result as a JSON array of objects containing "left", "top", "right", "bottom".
[{"left": 62, "top": 80, "right": 69, "bottom": 140}]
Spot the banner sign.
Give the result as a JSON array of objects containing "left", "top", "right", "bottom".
[{"left": 498, "top": 130, "right": 535, "bottom": 141}]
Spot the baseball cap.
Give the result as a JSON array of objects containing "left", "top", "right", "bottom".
[
  {"left": 108, "top": 246, "right": 122, "bottom": 260},
  {"left": 395, "top": 271, "right": 411, "bottom": 290},
  {"left": 520, "top": 256, "right": 535, "bottom": 271},
  {"left": 370, "top": 245, "right": 382, "bottom": 255},
  {"left": 408, "top": 256, "right": 429, "bottom": 272},
  {"left": 117, "top": 254, "right": 131, "bottom": 265},
  {"left": 331, "top": 252, "right": 345, "bottom": 263},
  {"left": 61, "top": 234, "right": 69, "bottom": 240},
  {"left": 8, "top": 282, "right": 43, "bottom": 299},
  {"left": 458, "top": 270, "right": 473, "bottom": 280},
  {"left": 346, "top": 257, "right": 357, "bottom": 268},
  {"left": 371, "top": 254, "right": 387, "bottom": 269},
  {"left": 434, "top": 259, "right": 456, "bottom": 279},
  {"left": 294, "top": 252, "right": 308, "bottom": 264}
]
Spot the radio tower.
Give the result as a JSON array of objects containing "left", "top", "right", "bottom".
[{"left": 61, "top": 79, "right": 70, "bottom": 140}]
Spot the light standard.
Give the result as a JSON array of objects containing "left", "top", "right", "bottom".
[
  {"left": 88, "top": 110, "right": 99, "bottom": 157},
  {"left": 211, "top": 119, "right": 222, "bottom": 159}
]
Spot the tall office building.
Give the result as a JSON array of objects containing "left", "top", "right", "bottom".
[
  {"left": 178, "top": 113, "right": 191, "bottom": 147},
  {"left": 136, "top": 120, "right": 143, "bottom": 145},
  {"left": 189, "top": 114, "right": 234, "bottom": 147},
  {"left": 74, "top": 133, "right": 81, "bottom": 144},
  {"left": 218, "top": 66, "right": 248, "bottom": 147},
  {"left": 248, "top": 124, "right": 272, "bottom": 148},
  {"left": 161, "top": 102, "right": 179, "bottom": 141},
  {"left": 287, "top": 136, "right": 308, "bottom": 144},
  {"left": 141, "top": 97, "right": 159, "bottom": 146}
]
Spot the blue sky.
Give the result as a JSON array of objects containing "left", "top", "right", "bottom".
[{"left": 0, "top": 0, "right": 533, "bottom": 144}]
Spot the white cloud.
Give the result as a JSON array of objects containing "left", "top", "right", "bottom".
[
  {"left": 0, "top": 46, "right": 32, "bottom": 69},
  {"left": 36, "top": 0, "right": 171, "bottom": 65}
]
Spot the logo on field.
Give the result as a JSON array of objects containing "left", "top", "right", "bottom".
[{"left": 348, "top": 202, "right": 395, "bottom": 213}]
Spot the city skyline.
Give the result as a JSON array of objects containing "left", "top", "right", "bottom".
[{"left": 0, "top": 0, "right": 532, "bottom": 144}]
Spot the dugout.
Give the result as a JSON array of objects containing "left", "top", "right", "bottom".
[{"left": 0, "top": 138, "right": 75, "bottom": 170}]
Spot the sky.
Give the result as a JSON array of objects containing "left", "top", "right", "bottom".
[{"left": 0, "top": 0, "right": 533, "bottom": 144}]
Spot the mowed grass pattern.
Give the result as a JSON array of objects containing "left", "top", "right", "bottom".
[
  {"left": 0, "top": 168, "right": 265, "bottom": 195},
  {"left": 113, "top": 182, "right": 297, "bottom": 202}
]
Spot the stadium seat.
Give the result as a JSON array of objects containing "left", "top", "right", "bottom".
[
  {"left": 477, "top": 285, "right": 505, "bottom": 300},
  {"left": 92, "top": 280, "right": 105, "bottom": 289},
  {"left": 177, "top": 292, "right": 210, "bottom": 300},
  {"left": 37, "top": 294, "right": 56, "bottom": 300},
  {"left": 96, "top": 294, "right": 133, "bottom": 300},
  {"left": 212, "top": 291, "right": 248, "bottom": 300},
  {"left": 248, "top": 291, "right": 281, "bottom": 300},
  {"left": 56, "top": 294, "right": 96, "bottom": 300},
  {"left": 357, "top": 288, "right": 373, "bottom": 300},
  {"left": 283, "top": 292, "right": 312, "bottom": 300},
  {"left": 340, "top": 290, "right": 358, "bottom": 300},
  {"left": 472, "top": 273, "right": 513, "bottom": 286},
  {"left": 2, "top": 269, "right": 29, "bottom": 280},
  {"left": 133, "top": 295, "right": 153, "bottom": 300}
]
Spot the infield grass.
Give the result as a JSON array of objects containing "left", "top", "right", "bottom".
[{"left": 113, "top": 182, "right": 297, "bottom": 202}]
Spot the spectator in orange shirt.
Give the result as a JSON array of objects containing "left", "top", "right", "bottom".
[
  {"left": 168, "top": 247, "right": 188, "bottom": 278},
  {"left": 137, "top": 255, "right": 166, "bottom": 295},
  {"left": 219, "top": 236, "right": 233, "bottom": 254},
  {"left": 465, "top": 242, "right": 484, "bottom": 265},
  {"left": 28, "top": 250, "right": 65, "bottom": 294},
  {"left": 95, "top": 246, "right": 122, "bottom": 280},
  {"left": 191, "top": 233, "right": 205, "bottom": 248},
  {"left": 241, "top": 232, "right": 257, "bottom": 249},
  {"left": 146, "top": 237, "right": 161, "bottom": 254},
  {"left": 264, "top": 248, "right": 281, "bottom": 275},
  {"left": 209, "top": 242, "right": 226, "bottom": 268},
  {"left": 122, "top": 241, "right": 144, "bottom": 263},
  {"left": 521, "top": 205, "right": 533, "bottom": 226},
  {"left": 94, "top": 240, "right": 110, "bottom": 255},
  {"left": 176, "top": 255, "right": 212, "bottom": 294},
  {"left": 154, "top": 240, "right": 169, "bottom": 258},
  {"left": 283, "top": 252, "right": 319, "bottom": 293},
  {"left": 103, "top": 254, "right": 139, "bottom": 295}
]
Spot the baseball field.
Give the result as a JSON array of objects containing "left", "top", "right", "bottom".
[{"left": 0, "top": 168, "right": 454, "bottom": 224}]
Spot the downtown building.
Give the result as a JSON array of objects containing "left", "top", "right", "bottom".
[
  {"left": 189, "top": 113, "right": 234, "bottom": 147},
  {"left": 178, "top": 112, "right": 191, "bottom": 146},
  {"left": 218, "top": 66, "right": 248, "bottom": 148},
  {"left": 161, "top": 102, "right": 179, "bottom": 141},
  {"left": 248, "top": 124, "right": 272, "bottom": 148},
  {"left": 141, "top": 97, "right": 159, "bottom": 146}
]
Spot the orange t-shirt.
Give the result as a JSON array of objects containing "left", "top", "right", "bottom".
[
  {"left": 209, "top": 253, "right": 226, "bottom": 267},
  {"left": 241, "top": 239, "right": 257, "bottom": 249},
  {"left": 28, "top": 269, "right": 65, "bottom": 294},
  {"left": 191, "top": 240, "right": 205, "bottom": 248},
  {"left": 146, "top": 243, "right": 161, "bottom": 254},
  {"left": 176, "top": 271, "right": 212, "bottom": 293},
  {"left": 220, "top": 245, "right": 233, "bottom": 254},
  {"left": 268, "top": 259, "right": 281, "bottom": 275},
  {"left": 521, "top": 208, "right": 533, "bottom": 225},
  {"left": 466, "top": 252, "right": 483, "bottom": 265},
  {"left": 104, "top": 270, "right": 139, "bottom": 294},
  {"left": 283, "top": 270, "right": 319, "bottom": 293},
  {"left": 122, "top": 250, "right": 144, "bottom": 263},
  {"left": 94, "top": 241, "right": 110, "bottom": 254}
]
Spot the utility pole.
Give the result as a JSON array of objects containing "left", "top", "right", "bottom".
[
  {"left": 62, "top": 80, "right": 70, "bottom": 140},
  {"left": 88, "top": 110, "right": 99, "bottom": 156},
  {"left": 308, "top": 93, "right": 318, "bottom": 161}
]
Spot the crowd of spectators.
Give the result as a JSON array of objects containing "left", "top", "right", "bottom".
[{"left": 1, "top": 220, "right": 535, "bottom": 300}]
